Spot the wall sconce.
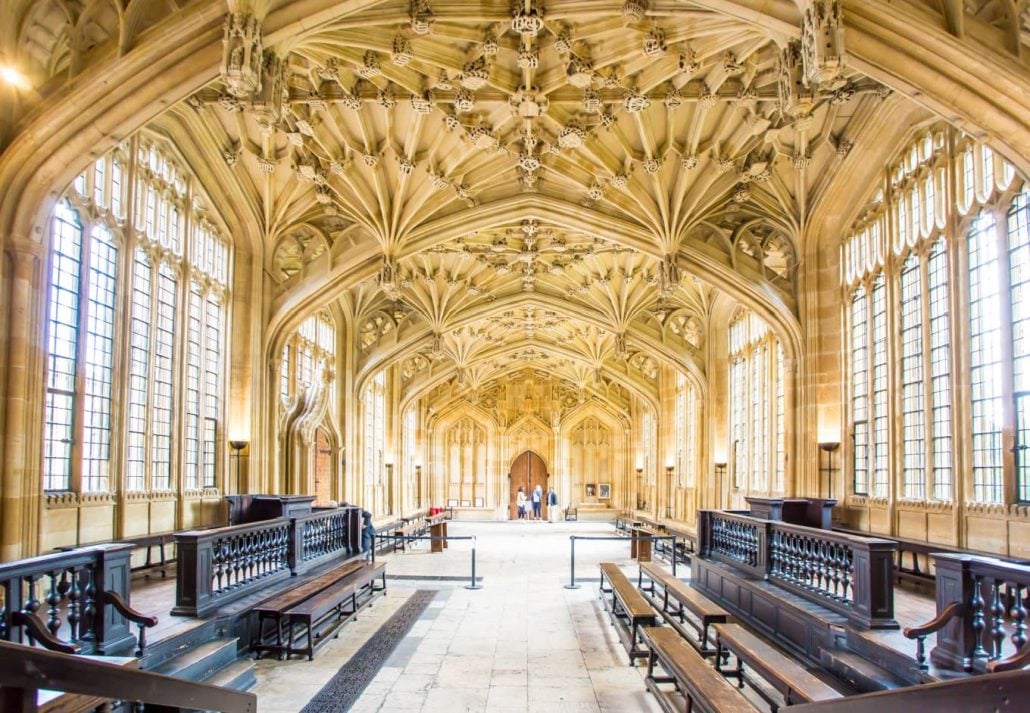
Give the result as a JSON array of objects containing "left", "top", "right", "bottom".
[
  {"left": 635, "top": 466, "right": 644, "bottom": 510},
  {"left": 415, "top": 463, "right": 423, "bottom": 505},
  {"left": 818, "top": 442, "right": 840, "bottom": 498},
  {"left": 229, "top": 440, "right": 248, "bottom": 494},
  {"left": 665, "top": 464, "right": 675, "bottom": 518}
]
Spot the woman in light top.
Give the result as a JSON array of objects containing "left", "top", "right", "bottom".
[{"left": 516, "top": 486, "right": 528, "bottom": 520}]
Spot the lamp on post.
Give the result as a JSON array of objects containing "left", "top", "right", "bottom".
[
  {"left": 665, "top": 464, "right": 675, "bottom": 519},
  {"left": 714, "top": 462, "right": 727, "bottom": 509},
  {"left": 385, "top": 462, "right": 394, "bottom": 514},
  {"left": 818, "top": 442, "right": 840, "bottom": 498},
  {"left": 415, "top": 463, "right": 423, "bottom": 507},
  {"left": 229, "top": 440, "right": 248, "bottom": 494},
  {"left": 635, "top": 466, "right": 644, "bottom": 510}
]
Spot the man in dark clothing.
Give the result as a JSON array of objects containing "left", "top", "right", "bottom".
[{"left": 361, "top": 510, "right": 375, "bottom": 558}]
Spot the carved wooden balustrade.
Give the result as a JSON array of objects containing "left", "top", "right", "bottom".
[
  {"left": 174, "top": 505, "right": 361, "bottom": 617},
  {"left": 905, "top": 554, "right": 1030, "bottom": 673},
  {"left": 0, "top": 544, "right": 142, "bottom": 656},
  {"left": 698, "top": 509, "right": 897, "bottom": 629}
]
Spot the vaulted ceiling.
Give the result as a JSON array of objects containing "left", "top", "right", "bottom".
[{"left": 13, "top": 0, "right": 1022, "bottom": 410}]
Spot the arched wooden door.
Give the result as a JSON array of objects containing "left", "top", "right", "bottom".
[
  {"left": 313, "top": 428, "right": 333, "bottom": 505},
  {"left": 509, "top": 451, "right": 549, "bottom": 520}
]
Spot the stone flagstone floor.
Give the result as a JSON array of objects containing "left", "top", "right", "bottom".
[{"left": 250, "top": 519, "right": 664, "bottom": 713}]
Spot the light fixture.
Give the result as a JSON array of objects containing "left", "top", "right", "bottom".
[
  {"left": 415, "top": 463, "right": 423, "bottom": 505},
  {"left": 229, "top": 440, "right": 248, "bottom": 494},
  {"left": 635, "top": 466, "right": 644, "bottom": 509},
  {"left": 0, "top": 65, "right": 29, "bottom": 90},
  {"left": 818, "top": 442, "right": 840, "bottom": 498}
]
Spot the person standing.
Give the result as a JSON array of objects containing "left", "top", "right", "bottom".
[
  {"left": 531, "top": 484, "right": 542, "bottom": 520},
  {"left": 360, "top": 510, "right": 375, "bottom": 559},
  {"left": 547, "top": 487, "right": 559, "bottom": 523},
  {"left": 516, "top": 486, "right": 527, "bottom": 520}
]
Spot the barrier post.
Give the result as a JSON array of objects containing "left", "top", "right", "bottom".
[
  {"left": 465, "top": 536, "right": 482, "bottom": 590},
  {"left": 564, "top": 536, "right": 580, "bottom": 589}
]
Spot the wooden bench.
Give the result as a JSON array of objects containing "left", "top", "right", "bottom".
[
  {"left": 286, "top": 561, "right": 387, "bottom": 660},
  {"left": 638, "top": 560, "right": 730, "bottom": 655},
  {"left": 714, "top": 623, "right": 844, "bottom": 711},
  {"left": 642, "top": 626, "right": 754, "bottom": 713},
  {"left": 252, "top": 559, "right": 365, "bottom": 659},
  {"left": 599, "top": 562, "right": 657, "bottom": 663},
  {"left": 565, "top": 506, "right": 578, "bottom": 521},
  {"left": 393, "top": 521, "right": 422, "bottom": 552},
  {"left": 37, "top": 655, "right": 140, "bottom": 713}
]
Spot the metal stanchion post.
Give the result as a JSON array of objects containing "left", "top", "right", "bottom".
[
  {"left": 671, "top": 536, "right": 677, "bottom": 577},
  {"left": 564, "top": 536, "right": 580, "bottom": 589},
  {"left": 465, "top": 536, "right": 481, "bottom": 590}
]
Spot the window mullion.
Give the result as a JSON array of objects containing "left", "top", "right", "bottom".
[{"left": 995, "top": 204, "right": 1018, "bottom": 505}]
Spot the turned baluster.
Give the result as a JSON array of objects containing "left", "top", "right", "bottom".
[
  {"left": 212, "top": 541, "right": 226, "bottom": 593},
  {"left": 990, "top": 579, "right": 1006, "bottom": 660},
  {"left": 840, "top": 550, "right": 852, "bottom": 603},
  {"left": 66, "top": 567, "right": 82, "bottom": 642},
  {"left": 971, "top": 573, "right": 988, "bottom": 660},
  {"left": 81, "top": 567, "right": 97, "bottom": 642},
  {"left": 46, "top": 571, "right": 62, "bottom": 637},
  {"left": 1010, "top": 584, "right": 1027, "bottom": 657},
  {"left": 830, "top": 544, "right": 843, "bottom": 599}
]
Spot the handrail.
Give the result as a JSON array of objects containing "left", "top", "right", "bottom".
[
  {"left": 788, "top": 666, "right": 1030, "bottom": 712},
  {"left": 697, "top": 508, "right": 898, "bottom": 629},
  {"left": 0, "top": 639, "right": 256, "bottom": 712},
  {"left": 923, "top": 553, "right": 1030, "bottom": 673},
  {"left": 11, "top": 610, "right": 79, "bottom": 654},
  {"left": 903, "top": 600, "right": 966, "bottom": 671},
  {"left": 102, "top": 591, "right": 158, "bottom": 656}
]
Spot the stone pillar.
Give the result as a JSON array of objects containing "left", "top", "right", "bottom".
[{"left": 2, "top": 246, "right": 44, "bottom": 561}]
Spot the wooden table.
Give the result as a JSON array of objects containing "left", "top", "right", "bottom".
[
  {"left": 631, "top": 526, "right": 652, "bottom": 562},
  {"left": 429, "top": 515, "right": 448, "bottom": 553}
]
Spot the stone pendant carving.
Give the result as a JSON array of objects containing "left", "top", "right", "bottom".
[
  {"left": 221, "top": 13, "right": 262, "bottom": 98},
  {"left": 802, "top": 0, "right": 845, "bottom": 87}
]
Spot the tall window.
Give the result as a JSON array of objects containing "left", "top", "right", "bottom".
[
  {"left": 674, "top": 374, "right": 698, "bottom": 487},
  {"left": 278, "top": 312, "right": 335, "bottom": 410},
  {"left": 843, "top": 128, "right": 1027, "bottom": 505},
  {"left": 43, "top": 137, "right": 231, "bottom": 494},
  {"left": 363, "top": 371, "right": 387, "bottom": 511},
  {"left": 728, "top": 309, "right": 785, "bottom": 492}
]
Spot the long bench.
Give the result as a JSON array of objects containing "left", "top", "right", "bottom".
[
  {"left": 252, "top": 559, "right": 365, "bottom": 659},
  {"left": 714, "top": 623, "right": 844, "bottom": 711},
  {"left": 599, "top": 562, "right": 657, "bottom": 663},
  {"left": 642, "top": 626, "right": 755, "bottom": 713},
  {"left": 286, "top": 561, "right": 387, "bottom": 660},
  {"left": 638, "top": 560, "right": 730, "bottom": 655}
]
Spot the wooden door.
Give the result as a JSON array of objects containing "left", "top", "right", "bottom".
[{"left": 509, "top": 451, "right": 549, "bottom": 520}]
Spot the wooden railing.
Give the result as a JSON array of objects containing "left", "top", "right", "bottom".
[
  {"left": 0, "top": 544, "right": 148, "bottom": 656},
  {"left": 905, "top": 553, "right": 1030, "bottom": 673},
  {"left": 698, "top": 509, "right": 897, "bottom": 629},
  {"left": 0, "top": 639, "right": 255, "bottom": 712},
  {"left": 174, "top": 505, "right": 361, "bottom": 617}
]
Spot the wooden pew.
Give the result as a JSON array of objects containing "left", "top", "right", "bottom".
[
  {"left": 642, "top": 626, "right": 756, "bottom": 713},
  {"left": 286, "top": 561, "right": 387, "bottom": 660},
  {"left": 599, "top": 562, "right": 657, "bottom": 663},
  {"left": 638, "top": 560, "right": 731, "bottom": 655},
  {"left": 714, "top": 623, "right": 844, "bottom": 711},
  {"left": 252, "top": 559, "right": 365, "bottom": 659}
]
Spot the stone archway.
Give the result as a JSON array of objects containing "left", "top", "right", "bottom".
[{"left": 509, "top": 451, "right": 549, "bottom": 521}]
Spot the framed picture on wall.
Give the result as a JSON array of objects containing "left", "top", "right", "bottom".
[
  {"left": 584, "top": 483, "right": 597, "bottom": 498},
  {"left": 599, "top": 483, "right": 611, "bottom": 500},
  {"left": 447, "top": 498, "right": 459, "bottom": 507},
  {"left": 474, "top": 497, "right": 484, "bottom": 507},
  {"left": 460, "top": 499, "right": 471, "bottom": 507}
]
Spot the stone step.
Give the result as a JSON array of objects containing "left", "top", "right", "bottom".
[
  {"left": 152, "top": 638, "right": 239, "bottom": 683},
  {"left": 821, "top": 649, "right": 910, "bottom": 694},
  {"left": 203, "top": 659, "right": 256, "bottom": 692}
]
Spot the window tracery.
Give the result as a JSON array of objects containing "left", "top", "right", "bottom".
[
  {"left": 842, "top": 126, "right": 1028, "bottom": 504},
  {"left": 43, "top": 137, "right": 231, "bottom": 494},
  {"left": 728, "top": 309, "right": 784, "bottom": 493}
]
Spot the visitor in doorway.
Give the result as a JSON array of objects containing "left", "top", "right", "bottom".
[
  {"left": 361, "top": 509, "right": 375, "bottom": 559},
  {"left": 516, "top": 486, "right": 528, "bottom": 520},
  {"left": 547, "top": 487, "right": 559, "bottom": 523},
  {"left": 532, "top": 484, "right": 543, "bottom": 520}
]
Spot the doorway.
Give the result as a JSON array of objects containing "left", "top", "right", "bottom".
[
  {"left": 313, "top": 428, "right": 332, "bottom": 505},
  {"left": 509, "top": 451, "right": 549, "bottom": 520}
]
